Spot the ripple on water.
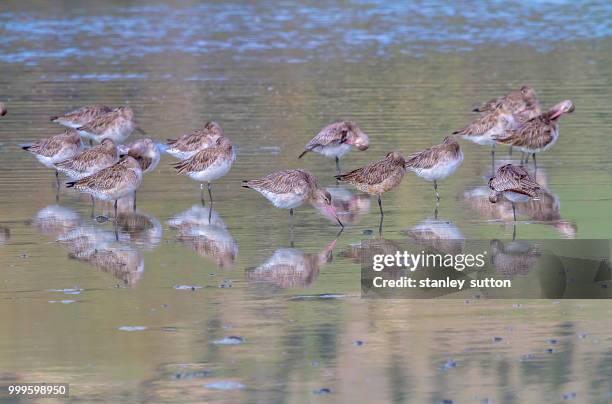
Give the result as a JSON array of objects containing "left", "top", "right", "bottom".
[
  {"left": 204, "top": 381, "right": 245, "bottom": 390},
  {"left": 118, "top": 326, "right": 147, "bottom": 332}
]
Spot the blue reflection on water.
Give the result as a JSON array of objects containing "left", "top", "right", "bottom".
[{"left": 0, "top": 1, "right": 610, "bottom": 65}]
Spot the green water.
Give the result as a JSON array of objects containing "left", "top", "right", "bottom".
[{"left": 0, "top": 1, "right": 611, "bottom": 402}]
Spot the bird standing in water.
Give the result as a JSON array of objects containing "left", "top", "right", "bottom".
[
  {"left": 494, "top": 100, "right": 575, "bottom": 170},
  {"left": 174, "top": 136, "right": 235, "bottom": 205},
  {"left": 405, "top": 136, "right": 463, "bottom": 207},
  {"left": 242, "top": 169, "right": 343, "bottom": 229},
  {"left": 298, "top": 121, "right": 370, "bottom": 175},
  {"left": 76, "top": 106, "right": 139, "bottom": 144},
  {"left": 22, "top": 128, "right": 83, "bottom": 194},
  {"left": 336, "top": 151, "right": 406, "bottom": 233},
  {"left": 166, "top": 121, "right": 224, "bottom": 160},
  {"left": 66, "top": 156, "right": 143, "bottom": 219},
  {"left": 488, "top": 164, "right": 542, "bottom": 222}
]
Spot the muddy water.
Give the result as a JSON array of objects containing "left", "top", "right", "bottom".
[{"left": 0, "top": 1, "right": 611, "bottom": 402}]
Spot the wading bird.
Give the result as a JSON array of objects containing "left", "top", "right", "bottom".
[
  {"left": 298, "top": 121, "right": 370, "bottom": 175},
  {"left": 488, "top": 164, "right": 542, "bottom": 222},
  {"left": 174, "top": 136, "right": 235, "bottom": 205},
  {"left": 166, "top": 121, "right": 224, "bottom": 160},
  {"left": 22, "top": 128, "right": 83, "bottom": 191},
  {"left": 242, "top": 169, "right": 343, "bottom": 228},
  {"left": 494, "top": 100, "right": 575, "bottom": 169},
  {"left": 405, "top": 136, "right": 463, "bottom": 204}
]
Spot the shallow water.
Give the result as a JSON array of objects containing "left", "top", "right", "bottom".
[{"left": 1, "top": 1, "right": 611, "bottom": 402}]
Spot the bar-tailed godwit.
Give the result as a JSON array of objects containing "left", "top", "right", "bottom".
[
  {"left": 55, "top": 138, "right": 118, "bottom": 180},
  {"left": 50, "top": 105, "right": 115, "bottom": 128},
  {"left": 166, "top": 121, "right": 224, "bottom": 160},
  {"left": 335, "top": 151, "right": 406, "bottom": 218},
  {"left": 119, "top": 138, "right": 160, "bottom": 174},
  {"left": 242, "top": 169, "right": 343, "bottom": 228},
  {"left": 494, "top": 100, "right": 575, "bottom": 169},
  {"left": 298, "top": 121, "right": 370, "bottom": 174},
  {"left": 174, "top": 136, "right": 235, "bottom": 204},
  {"left": 76, "top": 106, "right": 137, "bottom": 144},
  {"left": 454, "top": 104, "right": 516, "bottom": 170},
  {"left": 488, "top": 164, "right": 542, "bottom": 221},
  {"left": 405, "top": 136, "right": 463, "bottom": 203},
  {"left": 474, "top": 85, "right": 541, "bottom": 122},
  {"left": 22, "top": 128, "right": 83, "bottom": 188},
  {"left": 66, "top": 156, "right": 143, "bottom": 218}
]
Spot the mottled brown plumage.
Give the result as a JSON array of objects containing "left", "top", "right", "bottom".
[
  {"left": 336, "top": 151, "right": 406, "bottom": 219},
  {"left": 336, "top": 151, "right": 406, "bottom": 195},
  {"left": 406, "top": 136, "right": 463, "bottom": 170},
  {"left": 494, "top": 100, "right": 575, "bottom": 155},
  {"left": 51, "top": 105, "right": 115, "bottom": 128},
  {"left": 174, "top": 136, "right": 233, "bottom": 175},
  {"left": 122, "top": 138, "right": 160, "bottom": 173},
  {"left": 77, "top": 106, "right": 136, "bottom": 143},
  {"left": 453, "top": 105, "right": 514, "bottom": 145},
  {"left": 166, "top": 121, "right": 224, "bottom": 159},
  {"left": 243, "top": 169, "right": 342, "bottom": 227},
  {"left": 474, "top": 86, "right": 541, "bottom": 122},
  {"left": 55, "top": 138, "right": 118, "bottom": 179},
  {"left": 66, "top": 156, "right": 143, "bottom": 205},
  {"left": 489, "top": 164, "right": 541, "bottom": 204},
  {"left": 299, "top": 121, "right": 369, "bottom": 157}
]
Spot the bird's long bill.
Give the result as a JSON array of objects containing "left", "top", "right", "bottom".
[{"left": 325, "top": 205, "right": 344, "bottom": 228}]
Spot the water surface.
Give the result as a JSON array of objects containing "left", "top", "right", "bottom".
[{"left": 1, "top": 1, "right": 611, "bottom": 402}]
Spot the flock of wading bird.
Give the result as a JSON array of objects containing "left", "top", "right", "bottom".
[{"left": 20, "top": 85, "right": 574, "bottom": 234}]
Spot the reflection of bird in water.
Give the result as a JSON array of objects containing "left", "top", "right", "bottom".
[
  {"left": 58, "top": 225, "right": 144, "bottom": 285},
  {"left": 246, "top": 239, "right": 336, "bottom": 288},
  {"left": 516, "top": 189, "right": 577, "bottom": 238},
  {"left": 32, "top": 205, "right": 83, "bottom": 238},
  {"left": 339, "top": 238, "right": 403, "bottom": 264},
  {"left": 116, "top": 210, "right": 163, "bottom": 250},
  {"left": 0, "top": 226, "right": 9, "bottom": 244},
  {"left": 490, "top": 239, "right": 541, "bottom": 278},
  {"left": 314, "top": 186, "right": 370, "bottom": 225},
  {"left": 168, "top": 205, "right": 238, "bottom": 268},
  {"left": 464, "top": 180, "right": 576, "bottom": 238},
  {"left": 403, "top": 218, "right": 465, "bottom": 255}
]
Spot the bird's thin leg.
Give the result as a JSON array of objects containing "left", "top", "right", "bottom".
[
  {"left": 491, "top": 146, "right": 495, "bottom": 173},
  {"left": 133, "top": 191, "right": 137, "bottom": 212},
  {"left": 509, "top": 146, "right": 513, "bottom": 156},
  {"left": 433, "top": 180, "right": 440, "bottom": 203},
  {"left": 207, "top": 182, "right": 213, "bottom": 205},
  {"left": 89, "top": 139, "right": 93, "bottom": 147},
  {"left": 378, "top": 195, "right": 384, "bottom": 217},
  {"left": 532, "top": 153, "right": 537, "bottom": 171},
  {"left": 289, "top": 208, "right": 294, "bottom": 247},
  {"left": 114, "top": 199, "right": 118, "bottom": 219},
  {"left": 434, "top": 203, "right": 439, "bottom": 220},
  {"left": 525, "top": 153, "right": 530, "bottom": 164},
  {"left": 512, "top": 203, "right": 516, "bottom": 222},
  {"left": 55, "top": 171, "right": 60, "bottom": 202},
  {"left": 91, "top": 195, "right": 95, "bottom": 219},
  {"left": 512, "top": 224, "right": 516, "bottom": 241},
  {"left": 200, "top": 183, "right": 205, "bottom": 206},
  {"left": 335, "top": 156, "right": 341, "bottom": 176},
  {"left": 378, "top": 214, "right": 384, "bottom": 236}
]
